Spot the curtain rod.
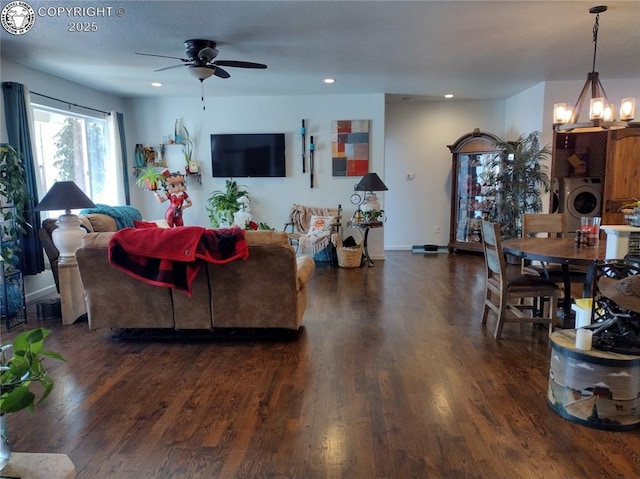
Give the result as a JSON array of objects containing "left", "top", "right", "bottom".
[{"left": 31, "top": 91, "right": 110, "bottom": 116}]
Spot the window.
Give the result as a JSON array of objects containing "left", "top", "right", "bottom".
[{"left": 31, "top": 104, "right": 120, "bottom": 213}]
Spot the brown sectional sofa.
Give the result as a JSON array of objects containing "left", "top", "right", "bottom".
[{"left": 75, "top": 229, "right": 315, "bottom": 332}]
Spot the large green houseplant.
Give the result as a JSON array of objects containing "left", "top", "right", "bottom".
[
  {"left": 0, "top": 144, "right": 28, "bottom": 269},
  {"left": 481, "top": 131, "right": 551, "bottom": 240}
]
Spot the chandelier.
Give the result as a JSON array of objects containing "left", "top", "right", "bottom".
[{"left": 553, "top": 5, "right": 636, "bottom": 132}]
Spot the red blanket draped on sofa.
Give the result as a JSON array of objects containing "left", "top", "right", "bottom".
[{"left": 108, "top": 226, "right": 248, "bottom": 295}]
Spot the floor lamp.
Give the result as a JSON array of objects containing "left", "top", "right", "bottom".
[{"left": 35, "top": 181, "right": 96, "bottom": 264}]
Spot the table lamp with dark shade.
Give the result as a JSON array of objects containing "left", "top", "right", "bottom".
[
  {"left": 35, "top": 181, "right": 96, "bottom": 264},
  {"left": 354, "top": 172, "right": 388, "bottom": 212}
]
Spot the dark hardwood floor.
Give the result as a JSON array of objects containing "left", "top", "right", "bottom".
[{"left": 5, "top": 251, "right": 640, "bottom": 478}]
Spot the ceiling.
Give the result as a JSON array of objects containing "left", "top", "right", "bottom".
[{"left": 2, "top": 1, "right": 639, "bottom": 101}]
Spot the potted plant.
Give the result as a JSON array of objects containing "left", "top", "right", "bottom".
[
  {"left": 206, "top": 179, "right": 250, "bottom": 228},
  {"left": 0, "top": 144, "right": 28, "bottom": 269},
  {"left": 135, "top": 165, "right": 166, "bottom": 191},
  {"left": 1, "top": 328, "right": 65, "bottom": 468},
  {"left": 481, "top": 131, "right": 551, "bottom": 240}
]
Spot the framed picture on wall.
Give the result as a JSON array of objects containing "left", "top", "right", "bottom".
[{"left": 331, "top": 120, "right": 370, "bottom": 176}]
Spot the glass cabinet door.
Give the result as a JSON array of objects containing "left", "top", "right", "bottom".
[{"left": 454, "top": 153, "right": 493, "bottom": 244}]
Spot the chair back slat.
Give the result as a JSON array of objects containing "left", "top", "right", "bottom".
[
  {"left": 522, "top": 213, "right": 566, "bottom": 238},
  {"left": 481, "top": 220, "right": 504, "bottom": 278}
]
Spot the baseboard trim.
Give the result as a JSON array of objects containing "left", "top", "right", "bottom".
[{"left": 25, "top": 284, "right": 58, "bottom": 304}]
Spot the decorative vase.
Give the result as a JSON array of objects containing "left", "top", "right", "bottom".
[
  {"left": 360, "top": 193, "right": 381, "bottom": 212},
  {"left": 134, "top": 144, "right": 145, "bottom": 168},
  {"left": 0, "top": 414, "right": 10, "bottom": 471},
  {"left": 174, "top": 119, "right": 183, "bottom": 144}
]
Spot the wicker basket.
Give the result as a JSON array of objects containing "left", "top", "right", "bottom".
[{"left": 337, "top": 243, "right": 363, "bottom": 268}]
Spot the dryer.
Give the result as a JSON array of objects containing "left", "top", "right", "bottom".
[{"left": 559, "top": 177, "right": 603, "bottom": 233}]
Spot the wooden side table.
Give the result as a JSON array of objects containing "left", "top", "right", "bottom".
[
  {"left": 2, "top": 452, "right": 75, "bottom": 478},
  {"left": 58, "top": 261, "right": 86, "bottom": 325},
  {"left": 547, "top": 329, "right": 640, "bottom": 430},
  {"left": 347, "top": 221, "right": 383, "bottom": 266}
]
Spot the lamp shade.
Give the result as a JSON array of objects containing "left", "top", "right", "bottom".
[
  {"left": 354, "top": 172, "right": 388, "bottom": 192},
  {"left": 35, "top": 181, "right": 96, "bottom": 212}
]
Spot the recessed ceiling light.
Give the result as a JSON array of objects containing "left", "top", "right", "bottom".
[
  {"left": 445, "top": 94, "right": 454, "bottom": 99},
  {"left": 324, "top": 78, "right": 335, "bottom": 84},
  {"left": 151, "top": 82, "right": 162, "bottom": 87}
]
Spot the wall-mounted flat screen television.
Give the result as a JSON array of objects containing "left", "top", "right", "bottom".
[{"left": 210, "top": 133, "right": 286, "bottom": 177}]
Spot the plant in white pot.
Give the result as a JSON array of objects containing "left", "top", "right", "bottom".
[
  {"left": 0, "top": 328, "right": 65, "bottom": 469},
  {"left": 481, "top": 131, "right": 551, "bottom": 240},
  {"left": 206, "top": 179, "right": 250, "bottom": 228}
]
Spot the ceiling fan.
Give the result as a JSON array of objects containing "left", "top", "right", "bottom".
[{"left": 135, "top": 39, "right": 267, "bottom": 81}]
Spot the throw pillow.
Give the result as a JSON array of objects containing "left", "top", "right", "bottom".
[
  {"left": 134, "top": 219, "right": 158, "bottom": 229},
  {"left": 309, "top": 215, "right": 336, "bottom": 235}
]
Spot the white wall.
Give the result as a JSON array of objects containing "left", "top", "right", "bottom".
[
  {"left": 1, "top": 59, "right": 127, "bottom": 123},
  {"left": 505, "top": 82, "right": 546, "bottom": 140},
  {"left": 124, "top": 94, "right": 387, "bottom": 257},
  {"left": 384, "top": 100, "right": 505, "bottom": 250}
]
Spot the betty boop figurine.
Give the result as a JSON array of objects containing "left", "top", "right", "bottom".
[{"left": 153, "top": 172, "right": 192, "bottom": 227}]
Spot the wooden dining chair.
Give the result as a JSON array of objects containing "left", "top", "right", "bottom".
[
  {"left": 521, "top": 213, "right": 566, "bottom": 275},
  {"left": 481, "top": 220, "right": 560, "bottom": 339},
  {"left": 521, "top": 212, "right": 587, "bottom": 287}
]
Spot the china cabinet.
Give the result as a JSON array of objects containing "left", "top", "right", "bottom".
[{"left": 447, "top": 129, "right": 501, "bottom": 253}]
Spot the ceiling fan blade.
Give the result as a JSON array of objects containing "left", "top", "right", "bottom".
[
  {"left": 213, "top": 66, "right": 231, "bottom": 79},
  {"left": 135, "top": 52, "right": 190, "bottom": 62},
  {"left": 213, "top": 60, "right": 267, "bottom": 69},
  {"left": 154, "top": 63, "right": 192, "bottom": 72}
]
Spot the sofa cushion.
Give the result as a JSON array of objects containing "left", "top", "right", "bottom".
[
  {"left": 85, "top": 213, "right": 118, "bottom": 232},
  {"left": 245, "top": 230, "right": 290, "bottom": 247},
  {"left": 78, "top": 216, "right": 94, "bottom": 232},
  {"left": 82, "top": 232, "right": 115, "bottom": 248}
]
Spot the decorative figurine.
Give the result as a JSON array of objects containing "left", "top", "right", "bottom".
[{"left": 153, "top": 172, "right": 192, "bottom": 227}]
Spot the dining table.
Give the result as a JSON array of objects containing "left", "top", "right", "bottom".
[{"left": 502, "top": 237, "right": 607, "bottom": 327}]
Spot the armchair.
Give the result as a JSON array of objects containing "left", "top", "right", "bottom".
[{"left": 284, "top": 204, "right": 342, "bottom": 263}]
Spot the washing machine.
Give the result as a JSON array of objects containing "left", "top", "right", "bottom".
[{"left": 559, "top": 177, "right": 603, "bottom": 233}]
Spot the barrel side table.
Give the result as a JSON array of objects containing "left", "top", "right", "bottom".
[{"left": 548, "top": 329, "right": 640, "bottom": 431}]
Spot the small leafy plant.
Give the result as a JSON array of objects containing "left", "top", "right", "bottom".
[
  {"left": 135, "top": 165, "right": 167, "bottom": 191},
  {"left": 1, "top": 328, "right": 65, "bottom": 415}
]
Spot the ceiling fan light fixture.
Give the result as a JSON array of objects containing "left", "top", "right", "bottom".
[{"left": 189, "top": 66, "right": 214, "bottom": 80}]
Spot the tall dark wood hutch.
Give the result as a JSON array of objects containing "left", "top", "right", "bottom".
[{"left": 447, "top": 129, "right": 501, "bottom": 253}]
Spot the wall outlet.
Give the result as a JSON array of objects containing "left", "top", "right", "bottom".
[{"left": 434, "top": 225, "right": 441, "bottom": 234}]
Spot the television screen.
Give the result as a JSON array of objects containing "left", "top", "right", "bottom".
[{"left": 210, "top": 133, "right": 286, "bottom": 178}]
